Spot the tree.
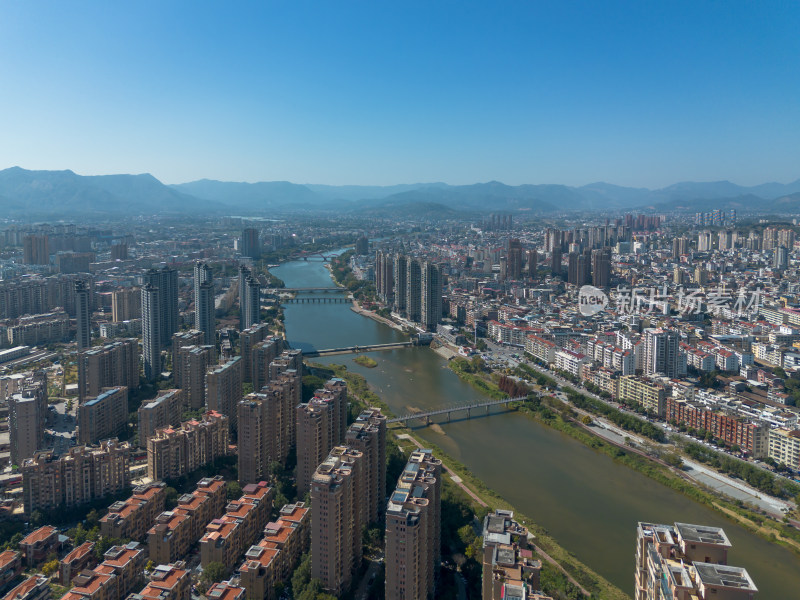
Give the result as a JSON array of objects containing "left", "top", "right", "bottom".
[
  {"left": 201, "top": 562, "right": 227, "bottom": 587},
  {"left": 42, "top": 559, "right": 59, "bottom": 576},
  {"left": 226, "top": 481, "right": 242, "bottom": 500}
]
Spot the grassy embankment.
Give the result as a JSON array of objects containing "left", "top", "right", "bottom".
[
  {"left": 307, "top": 361, "right": 630, "bottom": 600},
  {"left": 445, "top": 358, "right": 800, "bottom": 557}
]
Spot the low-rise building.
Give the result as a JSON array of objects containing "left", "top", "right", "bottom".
[
  {"left": 61, "top": 570, "right": 117, "bottom": 600},
  {"left": 59, "top": 543, "right": 95, "bottom": 585},
  {"left": 203, "top": 584, "right": 244, "bottom": 600},
  {"left": 1, "top": 576, "right": 51, "bottom": 600},
  {"left": 95, "top": 542, "right": 146, "bottom": 600},
  {"left": 0, "top": 551, "right": 22, "bottom": 592},
  {"left": 127, "top": 563, "right": 190, "bottom": 600},
  {"left": 100, "top": 482, "right": 166, "bottom": 542},
  {"left": 199, "top": 482, "right": 274, "bottom": 573},
  {"left": 19, "top": 526, "right": 59, "bottom": 567},
  {"left": 147, "top": 477, "right": 226, "bottom": 565}
]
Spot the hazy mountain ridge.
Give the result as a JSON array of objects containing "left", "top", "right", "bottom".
[{"left": 2, "top": 166, "right": 800, "bottom": 217}]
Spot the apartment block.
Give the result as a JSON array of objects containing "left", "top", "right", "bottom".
[
  {"left": 22, "top": 441, "right": 130, "bottom": 515},
  {"left": 267, "top": 350, "right": 302, "bottom": 381},
  {"left": 138, "top": 390, "right": 183, "bottom": 447},
  {"left": 345, "top": 408, "right": 386, "bottom": 524},
  {"left": 666, "top": 398, "right": 770, "bottom": 457},
  {"left": 77, "top": 339, "right": 139, "bottom": 401},
  {"left": 171, "top": 331, "right": 204, "bottom": 372},
  {"left": 239, "top": 324, "right": 269, "bottom": 384},
  {"left": 8, "top": 389, "right": 46, "bottom": 467},
  {"left": 238, "top": 388, "right": 292, "bottom": 485},
  {"left": 311, "top": 446, "right": 365, "bottom": 597},
  {"left": 78, "top": 387, "right": 129, "bottom": 445},
  {"left": 206, "top": 357, "right": 243, "bottom": 431},
  {"left": 250, "top": 337, "right": 284, "bottom": 392},
  {"left": 525, "top": 335, "right": 557, "bottom": 364},
  {"left": 100, "top": 482, "right": 166, "bottom": 542},
  {"left": 554, "top": 349, "right": 591, "bottom": 379},
  {"left": 78, "top": 338, "right": 139, "bottom": 400},
  {"left": 203, "top": 584, "right": 244, "bottom": 600},
  {"left": 1, "top": 576, "right": 51, "bottom": 600},
  {"left": 173, "top": 345, "right": 214, "bottom": 411},
  {"left": 147, "top": 411, "right": 229, "bottom": 481},
  {"left": 0, "top": 551, "right": 22, "bottom": 592},
  {"left": 295, "top": 379, "right": 348, "bottom": 496},
  {"left": 385, "top": 449, "right": 441, "bottom": 600},
  {"left": 618, "top": 377, "right": 670, "bottom": 417},
  {"left": 95, "top": 542, "right": 147, "bottom": 600},
  {"left": 481, "top": 510, "right": 542, "bottom": 600},
  {"left": 200, "top": 481, "right": 274, "bottom": 572},
  {"left": 270, "top": 369, "right": 300, "bottom": 448},
  {"left": 111, "top": 289, "right": 141, "bottom": 323},
  {"left": 767, "top": 428, "right": 800, "bottom": 470},
  {"left": 19, "top": 526, "right": 59, "bottom": 567},
  {"left": 635, "top": 522, "right": 757, "bottom": 600},
  {"left": 59, "top": 543, "right": 95, "bottom": 585},
  {"left": 238, "top": 502, "right": 311, "bottom": 600},
  {"left": 61, "top": 570, "right": 117, "bottom": 600},
  {"left": 127, "top": 563, "right": 190, "bottom": 600},
  {"left": 7, "top": 312, "right": 70, "bottom": 346},
  {"left": 147, "top": 477, "right": 226, "bottom": 565}
]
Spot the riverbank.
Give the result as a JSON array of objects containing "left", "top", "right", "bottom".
[
  {"left": 278, "top": 255, "right": 800, "bottom": 596},
  {"left": 443, "top": 356, "right": 800, "bottom": 557},
  {"left": 311, "top": 361, "right": 628, "bottom": 600},
  {"left": 350, "top": 299, "right": 407, "bottom": 332}
]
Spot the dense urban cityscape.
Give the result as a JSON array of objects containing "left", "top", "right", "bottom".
[
  {"left": 2, "top": 2, "right": 798, "bottom": 599},
  {"left": 0, "top": 206, "right": 795, "bottom": 599}
]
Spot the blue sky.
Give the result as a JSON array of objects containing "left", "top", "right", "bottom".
[{"left": 1, "top": 1, "right": 798, "bottom": 188}]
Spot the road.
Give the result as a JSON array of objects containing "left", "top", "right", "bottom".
[
  {"left": 482, "top": 341, "right": 795, "bottom": 516},
  {"left": 45, "top": 400, "right": 77, "bottom": 455}
]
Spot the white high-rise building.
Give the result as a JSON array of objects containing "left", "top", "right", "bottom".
[{"left": 644, "top": 328, "right": 681, "bottom": 378}]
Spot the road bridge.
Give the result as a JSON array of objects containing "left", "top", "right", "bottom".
[
  {"left": 388, "top": 396, "right": 529, "bottom": 426},
  {"left": 283, "top": 296, "right": 350, "bottom": 304},
  {"left": 304, "top": 341, "right": 414, "bottom": 357},
  {"left": 269, "top": 287, "right": 347, "bottom": 293}
]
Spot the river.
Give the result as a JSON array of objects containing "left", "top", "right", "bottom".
[{"left": 272, "top": 255, "right": 800, "bottom": 598}]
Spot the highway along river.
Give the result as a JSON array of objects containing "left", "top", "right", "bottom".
[{"left": 271, "top": 255, "right": 800, "bottom": 597}]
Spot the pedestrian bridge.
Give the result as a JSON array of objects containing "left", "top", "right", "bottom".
[
  {"left": 388, "top": 396, "right": 529, "bottom": 426},
  {"left": 304, "top": 342, "right": 414, "bottom": 357}
]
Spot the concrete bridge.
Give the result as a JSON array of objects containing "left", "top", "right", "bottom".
[
  {"left": 283, "top": 296, "right": 351, "bottom": 304},
  {"left": 388, "top": 396, "right": 529, "bottom": 426},
  {"left": 269, "top": 287, "right": 348, "bottom": 293},
  {"left": 304, "top": 341, "right": 414, "bottom": 357}
]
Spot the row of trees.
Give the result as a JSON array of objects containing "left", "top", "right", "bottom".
[{"left": 684, "top": 442, "right": 800, "bottom": 500}]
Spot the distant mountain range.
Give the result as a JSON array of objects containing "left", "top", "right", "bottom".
[{"left": 2, "top": 166, "right": 800, "bottom": 218}]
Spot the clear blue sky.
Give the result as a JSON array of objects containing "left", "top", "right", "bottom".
[{"left": 1, "top": 1, "right": 798, "bottom": 188}]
